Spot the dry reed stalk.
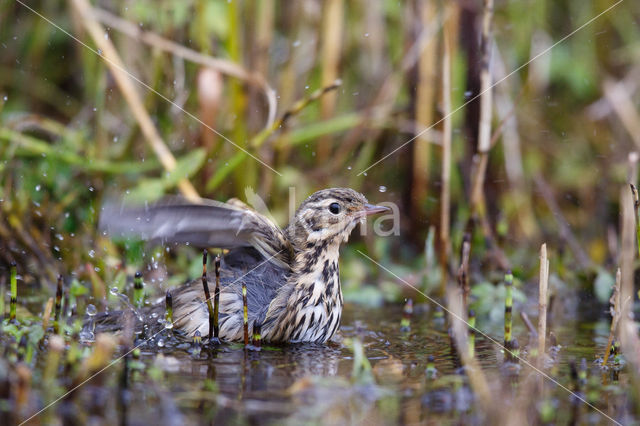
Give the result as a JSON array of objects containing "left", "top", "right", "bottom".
[
  {"left": 412, "top": 0, "right": 438, "bottom": 218},
  {"left": 620, "top": 153, "right": 638, "bottom": 314},
  {"left": 70, "top": 0, "right": 199, "bottom": 201},
  {"left": 457, "top": 235, "right": 471, "bottom": 308},
  {"left": 537, "top": 243, "right": 549, "bottom": 362},
  {"left": 602, "top": 268, "right": 621, "bottom": 365},
  {"left": 469, "top": 0, "right": 494, "bottom": 211},
  {"left": 90, "top": 6, "right": 277, "bottom": 129},
  {"left": 318, "top": 0, "right": 344, "bottom": 162},
  {"left": 618, "top": 155, "right": 640, "bottom": 398},
  {"left": 439, "top": 6, "right": 453, "bottom": 295}
]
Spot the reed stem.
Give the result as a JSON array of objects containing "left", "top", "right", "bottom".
[
  {"left": 538, "top": 243, "right": 549, "bottom": 363},
  {"left": 54, "top": 275, "right": 63, "bottom": 334},
  {"left": 468, "top": 309, "right": 476, "bottom": 359},
  {"left": 242, "top": 282, "right": 249, "bottom": 346},
  {"left": 631, "top": 183, "right": 640, "bottom": 257},
  {"left": 504, "top": 271, "right": 513, "bottom": 345},
  {"left": 213, "top": 255, "right": 221, "bottom": 341},
  {"left": 133, "top": 272, "right": 143, "bottom": 309},
  {"left": 10, "top": 261, "right": 17, "bottom": 322},
  {"left": 201, "top": 250, "right": 215, "bottom": 342},
  {"left": 252, "top": 322, "right": 262, "bottom": 350},
  {"left": 602, "top": 268, "right": 621, "bottom": 365},
  {"left": 165, "top": 290, "right": 173, "bottom": 324}
]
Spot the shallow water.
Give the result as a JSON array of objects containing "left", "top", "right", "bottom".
[{"left": 105, "top": 303, "right": 630, "bottom": 425}]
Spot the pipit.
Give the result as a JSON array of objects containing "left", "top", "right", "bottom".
[{"left": 99, "top": 188, "right": 389, "bottom": 343}]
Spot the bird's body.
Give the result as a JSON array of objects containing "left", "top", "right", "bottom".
[{"left": 99, "top": 188, "right": 389, "bottom": 343}]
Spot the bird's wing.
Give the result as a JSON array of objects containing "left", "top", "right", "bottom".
[{"left": 99, "top": 196, "right": 294, "bottom": 269}]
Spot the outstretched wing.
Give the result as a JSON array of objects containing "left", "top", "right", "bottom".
[{"left": 99, "top": 196, "right": 294, "bottom": 269}]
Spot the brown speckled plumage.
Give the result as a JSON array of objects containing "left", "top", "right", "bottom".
[{"left": 99, "top": 188, "right": 389, "bottom": 343}]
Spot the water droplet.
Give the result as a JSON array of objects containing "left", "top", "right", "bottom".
[
  {"left": 164, "top": 321, "right": 174, "bottom": 330},
  {"left": 88, "top": 249, "right": 95, "bottom": 258},
  {"left": 378, "top": 185, "right": 387, "bottom": 193},
  {"left": 86, "top": 304, "right": 97, "bottom": 316},
  {"left": 110, "top": 287, "right": 119, "bottom": 296},
  {"left": 35, "top": 184, "right": 41, "bottom": 191},
  {"left": 3, "top": 96, "right": 7, "bottom": 101},
  {"left": 293, "top": 40, "right": 301, "bottom": 47},
  {"left": 157, "top": 339, "right": 165, "bottom": 348},
  {"left": 97, "top": 49, "right": 102, "bottom": 55},
  {"left": 347, "top": 166, "right": 352, "bottom": 170}
]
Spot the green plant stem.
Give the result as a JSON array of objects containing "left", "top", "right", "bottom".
[{"left": 10, "top": 261, "right": 17, "bottom": 322}]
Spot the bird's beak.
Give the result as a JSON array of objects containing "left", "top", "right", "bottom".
[{"left": 358, "top": 203, "right": 391, "bottom": 217}]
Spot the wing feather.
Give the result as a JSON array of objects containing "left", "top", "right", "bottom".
[{"left": 99, "top": 196, "right": 293, "bottom": 268}]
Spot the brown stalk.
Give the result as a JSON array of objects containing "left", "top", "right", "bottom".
[
  {"left": 602, "top": 268, "right": 621, "bottom": 365},
  {"left": 618, "top": 153, "right": 640, "bottom": 396},
  {"left": 469, "top": 0, "right": 494, "bottom": 211},
  {"left": 317, "top": 0, "right": 344, "bottom": 162},
  {"left": 537, "top": 243, "right": 549, "bottom": 362},
  {"left": 456, "top": 234, "right": 471, "bottom": 308},
  {"left": 70, "top": 0, "right": 200, "bottom": 201},
  {"left": 412, "top": 0, "right": 438, "bottom": 218},
  {"left": 439, "top": 6, "right": 454, "bottom": 295}
]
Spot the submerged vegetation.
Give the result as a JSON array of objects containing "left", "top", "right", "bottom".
[{"left": 1, "top": 0, "right": 640, "bottom": 424}]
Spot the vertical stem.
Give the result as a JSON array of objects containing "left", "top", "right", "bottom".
[
  {"left": 133, "top": 271, "right": 143, "bottom": 309},
  {"left": 54, "top": 275, "right": 63, "bottom": 334},
  {"left": 201, "top": 250, "right": 215, "bottom": 341},
  {"left": 468, "top": 309, "right": 476, "bottom": 359},
  {"left": 457, "top": 234, "right": 471, "bottom": 308},
  {"left": 213, "top": 255, "right": 221, "bottom": 341},
  {"left": 10, "top": 261, "right": 17, "bottom": 322},
  {"left": 252, "top": 322, "right": 262, "bottom": 349},
  {"left": 439, "top": 6, "right": 453, "bottom": 296},
  {"left": 165, "top": 290, "right": 173, "bottom": 324},
  {"left": 242, "top": 282, "right": 249, "bottom": 346},
  {"left": 470, "top": 0, "right": 494, "bottom": 212},
  {"left": 538, "top": 243, "right": 549, "bottom": 361},
  {"left": 412, "top": 0, "right": 438, "bottom": 216},
  {"left": 318, "top": 0, "right": 344, "bottom": 162},
  {"left": 603, "top": 268, "right": 621, "bottom": 365},
  {"left": 504, "top": 270, "right": 513, "bottom": 347},
  {"left": 630, "top": 183, "right": 640, "bottom": 257}
]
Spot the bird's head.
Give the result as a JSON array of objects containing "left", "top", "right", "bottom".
[{"left": 287, "top": 188, "right": 390, "bottom": 248}]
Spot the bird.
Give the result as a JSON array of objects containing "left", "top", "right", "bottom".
[{"left": 99, "top": 188, "right": 390, "bottom": 343}]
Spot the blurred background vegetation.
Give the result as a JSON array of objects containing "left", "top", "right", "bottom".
[{"left": 1, "top": 0, "right": 639, "bottom": 310}]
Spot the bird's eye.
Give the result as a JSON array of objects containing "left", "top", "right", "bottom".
[{"left": 329, "top": 202, "right": 341, "bottom": 214}]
